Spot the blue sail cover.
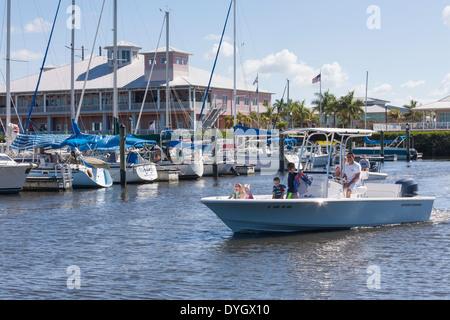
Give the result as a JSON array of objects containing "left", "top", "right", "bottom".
[
  {"left": 57, "top": 120, "right": 157, "bottom": 151},
  {"left": 11, "top": 120, "right": 157, "bottom": 152},
  {"left": 10, "top": 134, "right": 71, "bottom": 152}
]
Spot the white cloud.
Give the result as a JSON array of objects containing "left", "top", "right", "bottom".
[
  {"left": 443, "top": 6, "right": 450, "bottom": 26},
  {"left": 11, "top": 49, "right": 44, "bottom": 61},
  {"left": 24, "top": 18, "right": 51, "bottom": 33},
  {"left": 241, "top": 49, "right": 348, "bottom": 89},
  {"left": 320, "top": 62, "right": 349, "bottom": 88},
  {"left": 401, "top": 80, "right": 426, "bottom": 88},
  {"left": 371, "top": 83, "right": 392, "bottom": 95},
  {"left": 432, "top": 73, "right": 450, "bottom": 96},
  {"left": 204, "top": 41, "right": 235, "bottom": 60}
]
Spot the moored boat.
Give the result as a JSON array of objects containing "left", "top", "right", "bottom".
[{"left": 0, "top": 153, "right": 35, "bottom": 194}]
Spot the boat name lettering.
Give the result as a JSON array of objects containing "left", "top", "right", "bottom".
[
  {"left": 401, "top": 203, "right": 422, "bottom": 207},
  {"left": 267, "top": 205, "right": 292, "bottom": 209}
]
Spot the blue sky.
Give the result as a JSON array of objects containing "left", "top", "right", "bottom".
[{"left": 2, "top": 0, "right": 450, "bottom": 109}]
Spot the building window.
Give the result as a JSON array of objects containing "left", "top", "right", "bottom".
[
  {"left": 441, "top": 113, "right": 450, "bottom": 122},
  {"left": 244, "top": 96, "right": 249, "bottom": 106},
  {"left": 175, "top": 57, "right": 180, "bottom": 65},
  {"left": 235, "top": 97, "right": 240, "bottom": 106},
  {"left": 149, "top": 58, "right": 157, "bottom": 65},
  {"left": 222, "top": 95, "right": 228, "bottom": 106},
  {"left": 161, "top": 57, "right": 167, "bottom": 64},
  {"left": 91, "top": 122, "right": 102, "bottom": 131},
  {"left": 122, "top": 50, "right": 131, "bottom": 63},
  {"left": 182, "top": 58, "right": 187, "bottom": 65},
  {"left": 252, "top": 98, "right": 258, "bottom": 106}
]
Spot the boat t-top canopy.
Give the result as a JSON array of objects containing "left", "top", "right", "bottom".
[{"left": 280, "top": 128, "right": 375, "bottom": 198}]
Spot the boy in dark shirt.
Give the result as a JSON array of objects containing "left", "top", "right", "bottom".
[{"left": 286, "top": 162, "right": 298, "bottom": 199}]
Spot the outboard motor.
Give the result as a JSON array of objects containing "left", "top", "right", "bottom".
[{"left": 395, "top": 178, "right": 419, "bottom": 197}]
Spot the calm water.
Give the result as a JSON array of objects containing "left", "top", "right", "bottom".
[{"left": 0, "top": 159, "right": 449, "bottom": 300}]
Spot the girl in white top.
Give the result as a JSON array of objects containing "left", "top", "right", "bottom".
[{"left": 342, "top": 152, "right": 361, "bottom": 198}]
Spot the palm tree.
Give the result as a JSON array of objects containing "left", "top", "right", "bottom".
[
  {"left": 224, "top": 115, "right": 234, "bottom": 129},
  {"left": 312, "top": 90, "right": 337, "bottom": 126},
  {"left": 388, "top": 109, "right": 403, "bottom": 122},
  {"left": 336, "top": 91, "right": 364, "bottom": 128},
  {"left": 403, "top": 100, "right": 422, "bottom": 122},
  {"left": 250, "top": 111, "right": 259, "bottom": 128},
  {"left": 291, "top": 100, "right": 312, "bottom": 127}
]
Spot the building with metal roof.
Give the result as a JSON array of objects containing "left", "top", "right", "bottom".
[{"left": 0, "top": 41, "right": 272, "bottom": 134}]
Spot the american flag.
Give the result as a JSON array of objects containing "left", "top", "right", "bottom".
[
  {"left": 253, "top": 75, "right": 258, "bottom": 86},
  {"left": 312, "top": 73, "right": 321, "bottom": 84}
]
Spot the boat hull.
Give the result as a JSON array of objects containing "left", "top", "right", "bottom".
[
  {"left": 203, "top": 163, "right": 235, "bottom": 176},
  {"left": 201, "top": 196, "right": 435, "bottom": 233},
  {"left": 0, "top": 164, "right": 33, "bottom": 194},
  {"left": 109, "top": 163, "right": 157, "bottom": 183},
  {"left": 72, "top": 167, "right": 113, "bottom": 188},
  {"left": 353, "top": 147, "right": 418, "bottom": 161}
]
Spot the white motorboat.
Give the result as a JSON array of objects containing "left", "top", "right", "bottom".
[
  {"left": 201, "top": 128, "right": 435, "bottom": 233},
  {"left": 103, "top": 150, "right": 158, "bottom": 184},
  {"left": 0, "top": 153, "right": 35, "bottom": 194}
]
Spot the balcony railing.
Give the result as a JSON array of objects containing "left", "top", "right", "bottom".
[{"left": 0, "top": 101, "right": 213, "bottom": 116}]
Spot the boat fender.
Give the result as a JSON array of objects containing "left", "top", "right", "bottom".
[
  {"left": 87, "top": 168, "right": 94, "bottom": 180},
  {"left": 395, "top": 178, "right": 419, "bottom": 197},
  {"left": 177, "top": 149, "right": 184, "bottom": 163}
]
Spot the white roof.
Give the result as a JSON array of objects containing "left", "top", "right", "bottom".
[
  {"left": 141, "top": 46, "right": 192, "bottom": 55},
  {"left": 416, "top": 95, "right": 450, "bottom": 111},
  {"left": 0, "top": 55, "right": 271, "bottom": 94},
  {"left": 104, "top": 40, "right": 142, "bottom": 49}
]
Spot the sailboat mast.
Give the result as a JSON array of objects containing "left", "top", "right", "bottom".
[
  {"left": 233, "top": 0, "right": 236, "bottom": 127},
  {"left": 165, "top": 10, "right": 170, "bottom": 129},
  {"left": 6, "top": 0, "right": 11, "bottom": 150},
  {"left": 70, "top": 0, "right": 76, "bottom": 121},
  {"left": 113, "top": 0, "right": 118, "bottom": 134}
]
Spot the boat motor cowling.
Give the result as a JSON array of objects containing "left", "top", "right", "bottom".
[{"left": 395, "top": 178, "right": 419, "bottom": 197}]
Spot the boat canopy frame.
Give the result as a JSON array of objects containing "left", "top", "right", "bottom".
[{"left": 282, "top": 128, "right": 375, "bottom": 197}]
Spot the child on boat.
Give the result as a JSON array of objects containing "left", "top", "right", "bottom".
[
  {"left": 286, "top": 162, "right": 298, "bottom": 199},
  {"left": 272, "top": 177, "right": 286, "bottom": 199},
  {"left": 229, "top": 183, "right": 247, "bottom": 199},
  {"left": 244, "top": 184, "right": 254, "bottom": 199},
  {"left": 287, "top": 162, "right": 311, "bottom": 198}
]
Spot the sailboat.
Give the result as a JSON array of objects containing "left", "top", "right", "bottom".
[
  {"left": 0, "top": 0, "right": 35, "bottom": 194},
  {"left": 148, "top": 11, "right": 204, "bottom": 179}
]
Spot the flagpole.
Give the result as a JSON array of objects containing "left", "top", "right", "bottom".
[
  {"left": 256, "top": 74, "right": 259, "bottom": 128},
  {"left": 319, "top": 70, "right": 322, "bottom": 127},
  {"left": 365, "top": 71, "right": 368, "bottom": 130}
]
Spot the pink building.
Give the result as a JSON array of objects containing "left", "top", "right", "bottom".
[{"left": 0, "top": 41, "right": 272, "bottom": 134}]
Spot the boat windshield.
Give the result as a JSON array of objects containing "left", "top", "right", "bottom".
[{"left": 0, "top": 154, "right": 13, "bottom": 162}]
